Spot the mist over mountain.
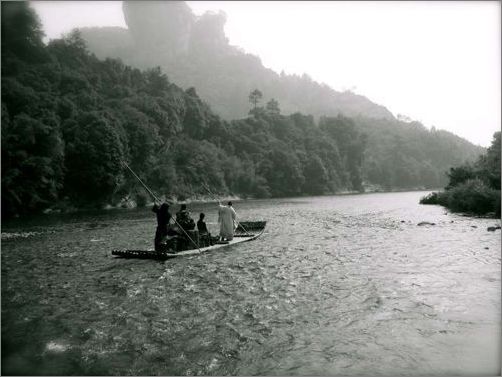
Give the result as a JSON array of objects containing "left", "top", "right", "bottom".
[{"left": 79, "top": 1, "right": 394, "bottom": 121}]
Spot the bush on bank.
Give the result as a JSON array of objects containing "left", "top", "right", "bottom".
[{"left": 420, "top": 132, "right": 501, "bottom": 218}]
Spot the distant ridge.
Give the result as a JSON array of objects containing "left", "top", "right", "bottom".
[{"left": 78, "top": 1, "right": 395, "bottom": 120}]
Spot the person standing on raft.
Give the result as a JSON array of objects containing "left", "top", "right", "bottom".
[
  {"left": 218, "top": 201, "right": 237, "bottom": 241},
  {"left": 152, "top": 203, "right": 172, "bottom": 252}
]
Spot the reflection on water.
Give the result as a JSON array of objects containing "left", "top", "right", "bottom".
[{"left": 2, "top": 192, "right": 500, "bottom": 375}]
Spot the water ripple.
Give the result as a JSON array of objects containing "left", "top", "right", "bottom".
[{"left": 1, "top": 192, "right": 500, "bottom": 375}]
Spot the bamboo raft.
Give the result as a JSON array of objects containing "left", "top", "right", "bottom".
[{"left": 112, "top": 221, "right": 266, "bottom": 260}]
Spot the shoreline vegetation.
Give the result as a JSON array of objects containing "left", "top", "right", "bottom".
[
  {"left": 1, "top": 3, "right": 484, "bottom": 220},
  {"left": 420, "top": 132, "right": 501, "bottom": 218},
  {"left": 36, "top": 186, "right": 438, "bottom": 217}
]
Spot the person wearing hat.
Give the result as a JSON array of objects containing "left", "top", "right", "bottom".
[{"left": 175, "top": 203, "right": 195, "bottom": 232}]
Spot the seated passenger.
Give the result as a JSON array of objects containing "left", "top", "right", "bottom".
[
  {"left": 197, "top": 213, "right": 213, "bottom": 246},
  {"left": 197, "top": 213, "right": 209, "bottom": 234},
  {"left": 175, "top": 204, "right": 195, "bottom": 232}
]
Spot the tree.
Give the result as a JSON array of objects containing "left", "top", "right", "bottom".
[
  {"left": 48, "top": 29, "right": 91, "bottom": 69},
  {"left": 445, "top": 164, "right": 476, "bottom": 190},
  {"left": 62, "top": 29, "right": 88, "bottom": 53},
  {"left": 320, "top": 115, "right": 367, "bottom": 190},
  {"left": 248, "top": 89, "right": 262, "bottom": 110},
  {"left": 145, "top": 66, "right": 169, "bottom": 96},
  {"left": 64, "top": 112, "right": 125, "bottom": 206},
  {"left": 477, "top": 131, "right": 501, "bottom": 190},
  {"left": 421, "top": 131, "right": 500, "bottom": 217},
  {"left": 303, "top": 155, "right": 329, "bottom": 195},
  {"left": 258, "top": 146, "right": 305, "bottom": 196},
  {"left": 119, "top": 105, "right": 161, "bottom": 170},
  {"left": 1, "top": 2, "right": 48, "bottom": 63},
  {"left": 182, "top": 91, "right": 209, "bottom": 139},
  {"left": 1, "top": 112, "right": 64, "bottom": 216},
  {"left": 266, "top": 98, "right": 280, "bottom": 115}
]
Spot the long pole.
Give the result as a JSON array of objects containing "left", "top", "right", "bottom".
[
  {"left": 121, "top": 161, "right": 201, "bottom": 253},
  {"left": 122, "top": 161, "right": 162, "bottom": 203},
  {"left": 201, "top": 182, "right": 252, "bottom": 237}
]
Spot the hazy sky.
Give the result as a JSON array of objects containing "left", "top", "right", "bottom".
[{"left": 32, "top": 1, "right": 500, "bottom": 147}]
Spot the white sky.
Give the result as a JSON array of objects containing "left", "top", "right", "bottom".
[{"left": 32, "top": 1, "right": 501, "bottom": 147}]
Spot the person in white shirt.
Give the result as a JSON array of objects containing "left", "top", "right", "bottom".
[{"left": 218, "top": 201, "right": 237, "bottom": 241}]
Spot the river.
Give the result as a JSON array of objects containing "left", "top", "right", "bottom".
[{"left": 1, "top": 191, "right": 500, "bottom": 375}]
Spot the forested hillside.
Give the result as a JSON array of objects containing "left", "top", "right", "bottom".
[
  {"left": 1, "top": 3, "right": 484, "bottom": 219},
  {"left": 1, "top": 3, "right": 368, "bottom": 218},
  {"left": 354, "top": 117, "right": 484, "bottom": 189},
  {"left": 79, "top": 1, "right": 395, "bottom": 121},
  {"left": 77, "top": 0, "right": 484, "bottom": 186}
]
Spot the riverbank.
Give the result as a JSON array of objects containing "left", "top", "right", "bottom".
[
  {"left": 9, "top": 186, "right": 442, "bottom": 220},
  {"left": 419, "top": 132, "right": 501, "bottom": 219},
  {"left": 420, "top": 185, "right": 501, "bottom": 219},
  {"left": 109, "top": 194, "right": 243, "bottom": 210},
  {"left": 35, "top": 194, "right": 243, "bottom": 217}
]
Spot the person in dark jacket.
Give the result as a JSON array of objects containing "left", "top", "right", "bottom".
[
  {"left": 197, "top": 213, "right": 208, "bottom": 234},
  {"left": 176, "top": 204, "right": 195, "bottom": 231},
  {"left": 197, "top": 213, "right": 212, "bottom": 246},
  {"left": 152, "top": 202, "right": 172, "bottom": 252}
]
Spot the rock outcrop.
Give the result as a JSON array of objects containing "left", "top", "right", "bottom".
[{"left": 123, "top": 1, "right": 195, "bottom": 56}]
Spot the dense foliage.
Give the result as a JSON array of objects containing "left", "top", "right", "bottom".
[
  {"left": 1, "top": 3, "right": 366, "bottom": 218},
  {"left": 420, "top": 132, "right": 501, "bottom": 217},
  {"left": 353, "top": 117, "right": 483, "bottom": 189}
]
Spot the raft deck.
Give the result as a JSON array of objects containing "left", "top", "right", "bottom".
[{"left": 112, "top": 221, "right": 266, "bottom": 260}]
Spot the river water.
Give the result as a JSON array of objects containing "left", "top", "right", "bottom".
[{"left": 1, "top": 191, "right": 500, "bottom": 375}]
